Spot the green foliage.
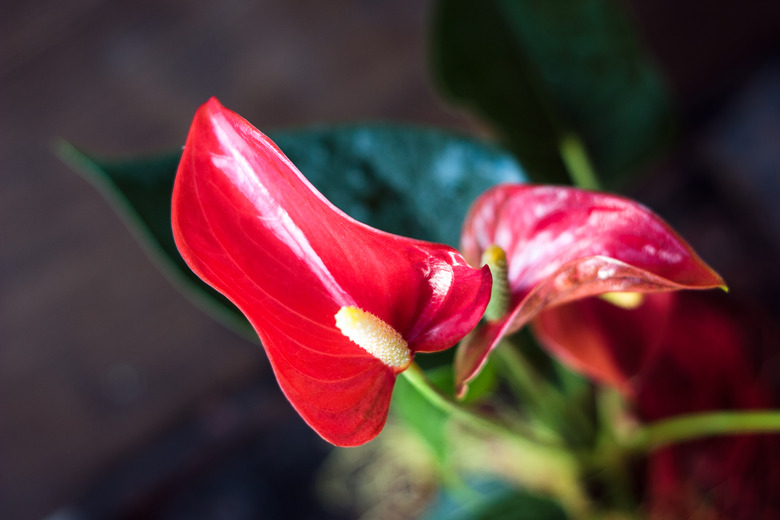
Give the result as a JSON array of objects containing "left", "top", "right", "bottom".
[
  {"left": 392, "top": 366, "right": 453, "bottom": 464},
  {"left": 270, "top": 125, "right": 526, "bottom": 246},
  {"left": 391, "top": 360, "right": 497, "bottom": 466},
  {"left": 60, "top": 143, "right": 255, "bottom": 336},
  {"left": 59, "top": 125, "right": 526, "bottom": 335},
  {"left": 422, "top": 478, "right": 569, "bottom": 520},
  {"left": 431, "top": 0, "right": 675, "bottom": 187}
]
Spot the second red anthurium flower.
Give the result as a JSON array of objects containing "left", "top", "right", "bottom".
[
  {"left": 172, "top": 98, "right": 492, "bottom": 446},
  {"left": 456, "top": 185, "right": 726, "bottom": 396}
]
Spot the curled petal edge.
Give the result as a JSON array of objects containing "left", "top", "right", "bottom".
[
  {"left": 172, "top": 98, "right": 493, "bottom": 445},
  {"left": 455, "top": 255, "right": 725, "bottom": 397}
]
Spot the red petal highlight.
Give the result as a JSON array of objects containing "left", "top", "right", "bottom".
[
  {"left": 455, "top": 185, "right": 724, "bottom": 395},
  {"left": 172, "top": 98, "right": 491, "bottom": 445}
]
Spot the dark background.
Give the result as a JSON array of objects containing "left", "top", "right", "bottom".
[{"left": 2, "top": 1, "right": 780, "bottom": 519}]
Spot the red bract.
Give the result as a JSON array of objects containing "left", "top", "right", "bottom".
[
  {"left": 532, "top": 292, "right": 675, "bottom": 393},
  {"left": 536, "top": 291, "right": 780, "bottom": 518},
  {"left": 456, "top": 185, "right": 725, "bottom": 396},
  {"left": 633, "top": 294, "right": 779, "bottom": 520},
  {"left": 172, "top": 98, "right": 491, "bottom": 446}
]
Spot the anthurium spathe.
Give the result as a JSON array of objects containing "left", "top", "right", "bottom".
[
  {"left": 635, "top": 292, "right": 780, "bottom": 518},
  {"left": 456, "top": 185, "right": 725, "bottom": 395},
  {"left": 536, "top": 290, "right": 780, "bottom": 517},
  {"left": 172, "top": 98, "right": 492, "bottom": 446},
  {"left": 532, "top": 292, "right": 675, "bottom": 393}
]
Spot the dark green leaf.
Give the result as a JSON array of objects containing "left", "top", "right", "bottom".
[
  {"left": 431, "top": 0, "right": 675, "bottom": 187},
  {"left": 58, "top": 142, "right": 255, "bottom": 337},
  {"left": 270, "top": 125, "right": 526, "bottom": 246},
  {"left": 59, "top": 125, "right": 526, "bottom": 335},
  {"left": 391, "top": 366, "right": 452, "bottom": 463}
]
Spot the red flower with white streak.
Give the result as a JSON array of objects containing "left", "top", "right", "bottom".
[
  {"left": 456, "top": 185, "right": 725, "bottom": 396},
  {"left": 172, "top": 98, "right": 491, "bottom": 446}
]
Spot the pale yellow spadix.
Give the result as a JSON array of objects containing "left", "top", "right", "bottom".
[
  {"left": 481, "top": 245, "right": 510, "bottom": 321},
  {"left": 335, "top": 306, "right": 411, "bottom": 369},
  {"left": 599, "top": 292, "right": 644, "bottom": 309}
]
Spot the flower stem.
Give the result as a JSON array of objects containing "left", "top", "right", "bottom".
[
  {"left": 494, "top": 343, "right": 552, "bottom": 413},
  {"left": 496, "top": 341, "right": 595, "bottom": 446},
  {"left": 559, "top": 133, "right": 601, "bottom": 190},
  {"left": 592, "top": 389, "right": 637, "bottom": 513},
  {"left": 401, "top": 362, "right": 525, "bottom": 441},
  {"left": 626, "top": 410, "right": 780, "bottom": 452},
  {"left": 400, "top": 362, "right": 588, "bottom": 514}
]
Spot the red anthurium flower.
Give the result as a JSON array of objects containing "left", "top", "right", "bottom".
[
  {"left": 456, "top": 185, "right": 725, "bottom": 396},
  {"left": 632, "top": 293, "right": 779, "bottom": 518},
  {"left": 172, "top": 98, "right": 492, "bottom": 446},
  {"left": 536, "top": 291, "right": 780, "bottom": 518}
]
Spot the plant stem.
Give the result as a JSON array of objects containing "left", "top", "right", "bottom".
[
  {"left": 626, "top": 410, "right": 780, "bottom": 452},
  {"left": 494, "top": 343, "right": 551, "bottom": 412},
  {"left": 400, "top": 362, "right": 589, "bottom": 514},
  {"left": 496, "top": 342, "right": 595, "bottom": 445},
  {"left": 592, "top": 388, "right": 637, "bottom": 513},
  {"left": 401, "top": 363, "right": 529, "bottom": 442},
  {"left": 559, "top": 133, "right": 601, "bottom": 190}
]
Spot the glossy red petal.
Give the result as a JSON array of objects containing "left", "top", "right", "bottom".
[
  {"left": 455, "top": 185, "right": 724, "bottom": 395},
  {"left": 172, "top": 98, "right": 491, "bottom": 445}
]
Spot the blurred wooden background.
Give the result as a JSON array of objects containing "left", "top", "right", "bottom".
[{"left": 2, "top": 1, "right": 779, "bottom": 519}]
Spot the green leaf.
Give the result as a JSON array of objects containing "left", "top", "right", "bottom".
[
  {"left": 392, "top": 365, "right": 452, "bottom": 464},
  {"left": 431, "top": 0, "right": 675, "bottom": 187},
  {"left": 422, "top": 478, "right": 569, "bottom": 520},
  {"left": 58, "top": 142, "right": 255, "bottom": 338},
  {"left": 270, "top": 125, "right": 526, "bottom": 246},
  {"left": 59, "top": 124, "right": 526, "bottom": 335},
  {"left": 391, "top": 360, "right": 496, "bottom": 469}
]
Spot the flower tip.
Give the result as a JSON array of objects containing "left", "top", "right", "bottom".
[
  {"left": 335, "top": 306, "right": 411, "bottom": 370},
  {"left": 455, "top": 381, "right": 469, "bottom": 401},
  {"left": 482, "top": 244, "right": 506, "bottom": 265},
  {"left": 204, "top": 96, "right": 223, "bottom": 108}
]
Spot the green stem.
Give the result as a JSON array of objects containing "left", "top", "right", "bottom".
[
  {"left": 559, "top": 133, "right": 601, "bottom": 190},
  {"left": 626, "top": 410, "right": 780, "bottom": 452},
  {"left": 400, "top": 363, "right": 588, "bottom": 513},
  {"left": 592, "top": 389, "right": 636, "bottom": 513},
  {"left": 495, "top": 344, "right": 552, "bottom": 413},
  {"left": 401, "top": 363, "right": 529, "bottom": 442},
  {"left": 496, "top": 343, "right": 595, "bottom": 445}
]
